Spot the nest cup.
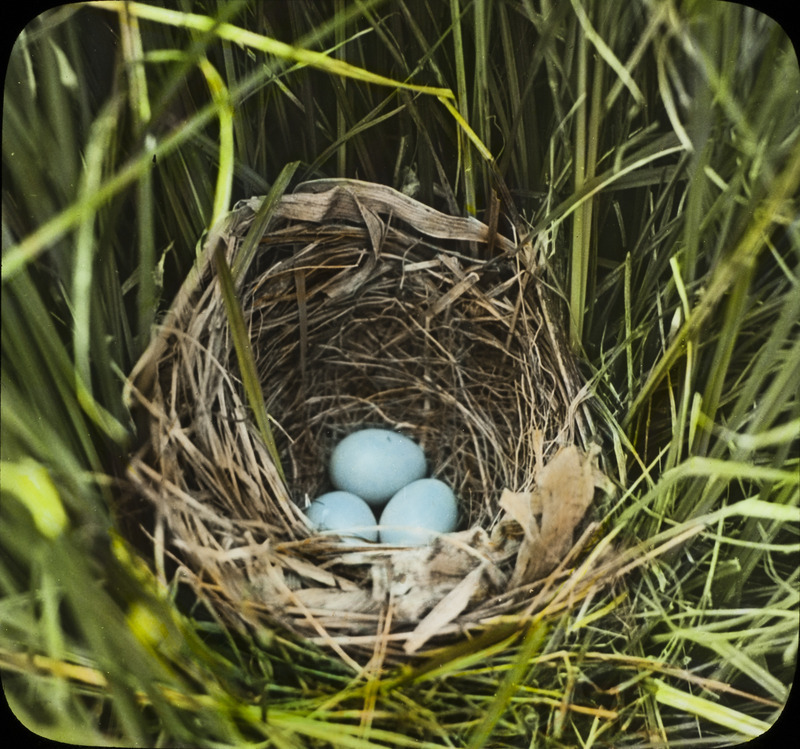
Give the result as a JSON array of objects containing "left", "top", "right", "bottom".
[{"left": 125, "top": 179, "right": 594, "bottom": 658}]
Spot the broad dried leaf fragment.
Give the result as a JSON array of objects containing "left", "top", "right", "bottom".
[
  {"left": 509, "top": 445, "right": 604, "bottom": 585},
  {"left": 404, "top": 563, "right": 487, "bottom": 653}
]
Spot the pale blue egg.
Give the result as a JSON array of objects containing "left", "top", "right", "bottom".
[
  {"left": 329, "top": 429, "right": 426, "bottom": 506},
  {"left": 378, "top": 478, "right": 458, "bottom": 546},
  {"left": 305, "top": 491, "right": 378, "bottom": 544}
]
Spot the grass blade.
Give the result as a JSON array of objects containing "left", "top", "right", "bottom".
[{"left": 212, "top": 235, "right": 285, "bottom": 483}]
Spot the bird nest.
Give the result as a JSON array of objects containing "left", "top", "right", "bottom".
[{"left": 123, "top": 179, "right": 606, "bottom": 661}]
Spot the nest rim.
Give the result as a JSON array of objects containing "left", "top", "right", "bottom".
[{"left": 123, "top": 179, "right": 598, "bottom": 660}]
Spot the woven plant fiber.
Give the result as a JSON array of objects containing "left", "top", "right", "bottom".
[{"left": 124, "top": 179, "right": 602, "bottom": 660}]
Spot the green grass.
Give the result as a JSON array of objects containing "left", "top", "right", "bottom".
[{"left": 2, "top": 1, "right": 798, "bottom": 746}]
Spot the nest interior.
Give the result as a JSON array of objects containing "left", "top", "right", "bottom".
[{"left": 125, "top": 180, "right": 594, "bottom": 657}]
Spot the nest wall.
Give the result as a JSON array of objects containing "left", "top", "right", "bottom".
[{"left": 125, "top": 181, "right": 593, "bottom": 655}]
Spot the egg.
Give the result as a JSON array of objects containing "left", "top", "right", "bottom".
[
  {"left": 305, "top": 491, "right": 378, "bottom": 544},
  {"left": 378, "top": 478, "right": 458, "bottom": 546},
  {"left": 329, "top": 428, "right": 427, "bottom": 506}
]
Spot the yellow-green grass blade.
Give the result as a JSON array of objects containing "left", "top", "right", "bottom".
[
  {"left": 232, "top": 160, "right": 300, "bottom": 282},
  {"left": 213, "top": 238, "right": 285, "bottom": 484},
  {"left": 448, "top": 0, "right": 475, "bottom": 215},
  {"left": 647, "top": 677, "right": 772, "bottom": 739},
  {"left": 467, "top": 620, "right": 549, "bottom": 748},
  {"left": 3, "top": 95, "right": 222, "bottom": 281},
  {"left": 72, "top": 96, "right": 121, "bottom": 392},
  {"left": 436, "top": 94, "right": 494, "bottom": 163},
  {"left": 91, "top": 1, "right": 454, "bottom": 100},
  {"left": 197, "top": 56, "right": 234, "bottom": 229},
  {"left": 625, "top": 135, "right": 800, "bottom": 426},
  {"left": 0, "top": 459, "right": 69, "bottom": 539},
  {"left": 118, "top": 1, "right": 157, "bottom": 351}
]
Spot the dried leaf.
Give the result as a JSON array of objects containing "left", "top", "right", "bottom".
[
  {"left": 500, "top": 488, "right": 540, "bottom": 588},
  {"left": 511, "top": 445, "right": 603, "bottom": 585},
  {"left": 353, "top": 195, "right": 386, "bottom": 258},
  {"left": 294, "top": 588, "right": 376, "bottom": 615},
  {"left": 291, "top": 179, "right": 516, "bottom": 252},
  {"left": 404, "top": 564, "right": 487, "bottom": 653},
  {"left": 336, "top": 529, "right": 502, "bottom": 623},
  {"left": 539, "top": 445, "right": 595, "bottom": 554},
  {"left": 499, "top": 487, "right": 542, "bottom": 542}
]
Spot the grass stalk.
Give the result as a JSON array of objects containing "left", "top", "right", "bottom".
[{"left": 213, "top": 238, "right": 285, "bottom": 483}]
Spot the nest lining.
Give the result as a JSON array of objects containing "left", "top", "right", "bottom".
[{"left": 125, "top": 180, "right": 596, "bottom": 657}]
